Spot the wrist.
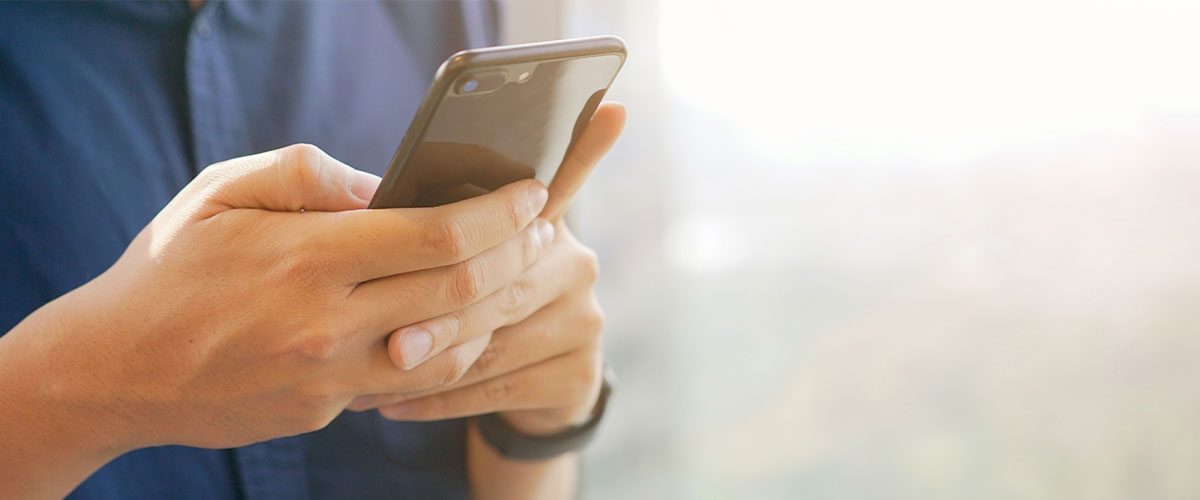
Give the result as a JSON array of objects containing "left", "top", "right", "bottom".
[
  {"left": 3, "top": 295, "right": 137, "bottom": 452},
  {"left": 476, "top": 367, "right": 613, "bottom": 462},
  {"left": 0, "top": 299, "right": 134, "bottom": 497},
  {"left": 499, "top": 404, "right": 595, "bottom": 436},
  {"left": 499, "top": 382, "right": 603, "bottom": 436}
]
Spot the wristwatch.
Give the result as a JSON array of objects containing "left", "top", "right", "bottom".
[{"left": 473, "top": 366, "right": 615, "bottom": 461}]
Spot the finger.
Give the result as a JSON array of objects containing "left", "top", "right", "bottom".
[
  {"left": 365, "top": 290, "right": 603, "bottom": 409},
  {"left": 386, "top": 221, "right": 590, "bottom": 369},
  {"left": 350, "top": 217, "right": 556, "bottom": 337},
  {"left": 541, "top": 102, "right": 627, "bottom": 221},
  {"left": 350, "top": 332, "right": 493, "bottom": 402},
  {"left": 376, "top": 349, "right": 601, "bottom": 421},
  {"left": 319, "top": 178, "right": 548, "bottom": 282},
  {"left": 194, "top": 143, "right": 380, "bottom": 217}
]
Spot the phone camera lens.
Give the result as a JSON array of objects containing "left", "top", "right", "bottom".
[{"left": 462, "top": 80, "right": 479, "bottom": 93}]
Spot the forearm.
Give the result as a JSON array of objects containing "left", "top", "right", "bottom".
[
  {"left": 466, "top": 421, "right": 579, "bottom": 500},
  {"left": 0, "top": 303, "right": 128, "bottom": 499}
]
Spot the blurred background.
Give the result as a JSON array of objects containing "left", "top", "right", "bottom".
[{"left": 502, "top": 0, "right": 1200, "bottom": 498}]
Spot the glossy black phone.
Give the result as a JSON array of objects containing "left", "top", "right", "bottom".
[{"left": 368, "top": 36, "right": 627, "bottom": 209}]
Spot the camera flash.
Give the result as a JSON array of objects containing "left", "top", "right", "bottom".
[{"left": 518, "top": 72, "right": 531, "bottom": 82}]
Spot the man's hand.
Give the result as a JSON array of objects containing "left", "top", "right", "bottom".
[
  {"left": 1, "top": 143, "right": 552, "bottom": 454},
  {"left": 0, "top": 101, "right": 624, "bottom": 500},
  {"left": 355, "top": 221, "right": 607, "bottom": 433},
  {"left": 352, "top": 102, "right": 627, "bottom": 436}
]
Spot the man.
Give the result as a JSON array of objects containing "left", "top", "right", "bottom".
[{"left": 0, "top": 2, "right": 625, "bottom": 499}]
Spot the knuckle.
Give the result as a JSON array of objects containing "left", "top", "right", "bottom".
[
  {"left": 195, "top": 160, "right": 230, "bottom": 185},
  {"left": 501, "top": 194, "right": 525, "bottom": 231},
  {"left": 483, "top": 379, "right": 510, "bottom": 404},
  {"left": 427, "top": 215, "right": 470, "bottom": 262},
  {"left": 293, "top": 331, "right": 343, "bottom": 362},
  {"left": 467, "top": 343, "right": 503, "bottom": 380},
  {"left": 285, "top": 142, "right": 325, "bottom": 156},
  {"left": 451, "top": 258, "right": 486, "bottom": 305},
  {"left": 497, "top": 279, "right": 531, "bottom": 317},
  {"left": 417, "top": 334, "right": 488, "bottom": 390},
  {"left": 277, "top": 247, "right": 328, "bottom": 282},
  {"left": 284, "top": 143, "right": 327, "bottom": 169},
  {"left": 580, "top": 300, "right": 606, "bottom": 335},
  {"left": 437, "top": 312, "right": 464, "bottom": 348},
  {"left": 282, "top": 144, "right": 327, "bottom": 198},
  {"left": 576, "top": 246, "right": 601, "bottom": 284}
]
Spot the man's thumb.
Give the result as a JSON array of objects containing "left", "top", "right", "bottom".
[{"left": 196, "top": 143, "right": 380, "bottom": 215}]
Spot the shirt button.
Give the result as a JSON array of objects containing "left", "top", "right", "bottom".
[{"left": 196, "top": 19, "right": 213, "bottom": 38}]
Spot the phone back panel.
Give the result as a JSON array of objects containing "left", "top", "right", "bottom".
[{"left": 370, "top": 37, "right": 626, "bottom": 208}]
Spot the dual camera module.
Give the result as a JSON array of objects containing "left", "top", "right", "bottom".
[{"left": 457, "top": 69, "right": 532, "bottom": 95}]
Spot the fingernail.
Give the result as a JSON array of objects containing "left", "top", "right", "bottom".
[
  {"left": 398, "top": 328, "right": 433, "bottom": 369},
  {"left": 536, "top": 218, "right": 555, "bottom": 247},
  {"left": 528, "top": 183, "right": 548, "bottom": 215}
]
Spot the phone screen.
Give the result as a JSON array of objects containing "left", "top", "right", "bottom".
[{"left": 373, "top": 53, "right": 623, "bottom": 208}]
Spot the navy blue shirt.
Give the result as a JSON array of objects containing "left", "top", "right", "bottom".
[{"left": 0, "top": 2, "right": 497, "bottom": 498}]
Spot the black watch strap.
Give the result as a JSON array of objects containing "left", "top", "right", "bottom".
[{"left": 474, "top": 366, "right": 614, "bottom": 461}]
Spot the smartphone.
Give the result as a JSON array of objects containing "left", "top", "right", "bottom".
[{"left": 368, "top": 36, "right": 627, "bottom": 209}]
